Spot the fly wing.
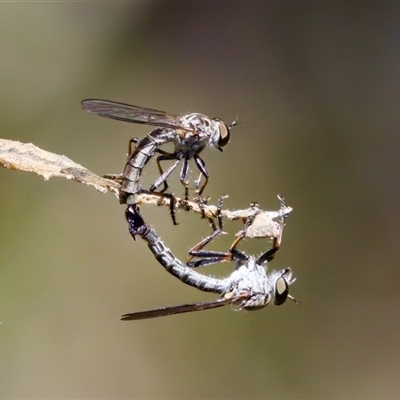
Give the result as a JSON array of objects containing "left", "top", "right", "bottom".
[
  {"left": 121, "top": 297, "right": 229, "bottom": 320},
  {"left": 81, "top": 99, "right": 189, "bottom": 130}
]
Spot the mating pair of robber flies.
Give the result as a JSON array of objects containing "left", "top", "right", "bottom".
[{"left": 82, "top": 98, "right": 297, "bottom": 319}]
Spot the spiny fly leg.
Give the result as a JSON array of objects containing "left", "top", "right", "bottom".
[
  {"left": 195, "top": 195, "right": 214, "bottom": 228},
  {"left": 150, "top": 153, "right": 179, "bottom": 194},
  {"left": 254, "top": 196, "right": 290, "bottom": 264},
  {"left": 256, "top": 198, "right": 288, "bottom": 264},
  {"left": 274, "top": 194, "right": 289, "bottom": 249},
  {"left": 146, "top": 149, "right": 180, "bottom": 225},
  {"left": 162, "top": 192, "right": 179, "bottom": 226},
  {"left": 177, "top": 158, "right": 190, "bottom": 206},
  {"left": 193, "top": 154, "right": 209, "bottom": 198},
  {"left": 187, "top": 195, "right": 232, "bottom": 268},
  {"left": 128, "top": 137, "right": 140, "bottom": 156},
  {"left": 227, "top": 205, "right": 260, "bottom": 263},
  {"left": 102, "top": 173, "right": 123, "bottom": 182}
]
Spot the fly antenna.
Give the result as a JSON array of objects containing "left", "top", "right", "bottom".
[{"left": 229, "top": 116, "right": 240, "bottom": 129}]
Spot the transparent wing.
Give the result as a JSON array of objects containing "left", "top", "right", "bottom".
[
  {"left": 121, "top": 297, "right": 229, "bottom": 320},
  {"left": 81, "top": 99, "right": 190, "bottom": 130}
]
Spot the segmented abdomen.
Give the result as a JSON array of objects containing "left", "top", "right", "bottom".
[
  {"left": 121, "top": 128, "right": 176, "bottom": 204},
  {"left": 142, "top": 225, "right": 228, "bottom": 294}
]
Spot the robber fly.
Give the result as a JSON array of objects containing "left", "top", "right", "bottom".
[
  {"left": 121, "top": 204, "right": 297, "bottom": 320},
  {"left": 81, "top": 99, "right": 235, "bottom": 210}
]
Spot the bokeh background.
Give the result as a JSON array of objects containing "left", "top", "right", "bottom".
[{"left": 1, "top": 3, "right": 399, "bottom": 399}]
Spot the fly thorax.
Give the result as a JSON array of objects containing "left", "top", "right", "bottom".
[
  {"left": 170, "top": 113, "right": 211, "bottom": 157},
  {"left": 228, "top": 260, "right": 271, "bottom": 310},
  {"left": 230, "top": 259, "right": 268, "bottom": 296},
  {"left": 181, "top": 113, "right": 213, "bottom": 138},
  {"left": 173, "top": 134, "right": 206, "bottom": 157}
]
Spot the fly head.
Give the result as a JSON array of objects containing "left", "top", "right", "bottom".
[
  {"left": 272, "top": 268, "right": 298, "bottom": 306},
  {"left": 211, "top": 118, "right": 231, "bottom": 151}
]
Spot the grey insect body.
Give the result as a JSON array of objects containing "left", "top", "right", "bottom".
[
  {"left": 81, "top": 99, "right": 232, "bottom": 206},
  {"left": 122, "top": 205, "right": 297, "bottom": 320}
]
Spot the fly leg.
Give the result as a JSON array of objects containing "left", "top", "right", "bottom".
[
  {"left": 102, "top": 173, "right": 123, "bottom": 182},
  {"left": 193, "top": 154, "right": 209, "bottom": 199},
  {"left": 256, "top": 195, "right": 288, "bottom": 264},
  {"left": 147, "top": 151, "right": 180, "bottom": 225},
  {"left": 195, "top": 195, "right": 213, "bottom": 224},
  {"left": 226, "top": 210, "right": 259, "bottom": 264},
  {"left": 162, "top": 192, "right": 179, "bottom": 226},
  {"left": 150, "top": 150, "right": 179, "bottom": 193},
  {"left": 178, "top": 159, "right": 191, "bottom": 211},
  {"left": 187, "top": 196, "right": 249, "bottom": 268},
  {"left": 188, "top": 203, "right": 268, "bottom": 268},
  {"left": 128, "top": 137, "right": 140, "bottom": 155},
  {"left": 102, "top": 137, "right": 141, "bottom": 182}
]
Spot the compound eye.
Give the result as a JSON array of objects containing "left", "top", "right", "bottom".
[
  {"left": 217, "top": 122, "right": 230, "bottom": 147},
  {"left": 274, "top": 277, "right": 289, "bottom": 305}
]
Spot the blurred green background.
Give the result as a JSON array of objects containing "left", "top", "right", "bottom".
[{"left": 1, "top": 3, "right": 399, "bottom": 399}]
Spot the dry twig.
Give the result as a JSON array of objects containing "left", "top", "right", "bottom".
[{"left": 0, "top": 138, "right": 292, "bottom": 240}]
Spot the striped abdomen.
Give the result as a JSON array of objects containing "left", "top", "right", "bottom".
[{"left": 121, "top": 128, "right": 176, "bottom": 204}]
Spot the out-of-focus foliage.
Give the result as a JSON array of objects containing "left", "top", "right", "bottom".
[{"left": 1, "top": 3, "right": 399, "bottom": 398}]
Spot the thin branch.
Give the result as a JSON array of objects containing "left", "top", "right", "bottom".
[
  {"left": 0, "top": 138, "right": 292, "bottom": 239},
  {"left": 0, "top": 138, "right": 120, "bottom": 195}
]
